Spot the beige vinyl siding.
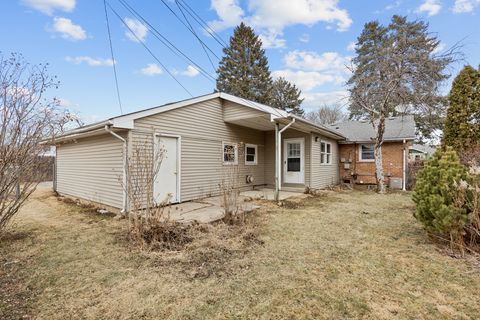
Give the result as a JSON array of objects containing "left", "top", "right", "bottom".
[
  {"left": 56, "top": 132, "right": 125, "bottom": 208},
  {"left": 133, "top": 98, "right": 265, "bottom": 202},
  {"left": 223, "top": 100, "right": 265, "bottom": 121},
  {"left": 264, "top": 129, "right": 311, "bottom": 187},
  {"left": 310, "top": 135, "right": 339, "bottom": 188}
]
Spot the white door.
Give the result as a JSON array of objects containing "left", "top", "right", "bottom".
[
  {"left": 283, "top": 138, "right": 305, "bottom": 184},
  {"left": 154, "top": 136, "right": 179, "bottom": 204}
]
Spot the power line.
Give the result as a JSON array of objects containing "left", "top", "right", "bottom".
[
  {"left": 103, "top": 0, "right": 123, "bottom": 114},
  {"left": 116, "top": 0, "right": 216, "bottom": 82},
  {"left": 106, "top": 0, "right": 193, "bottom": 97},
  {"left": 174, "top": 0, "right": 216, "bottom": 73},
  {"left": 158, "top": 0, "right": 220, "bottom": 60},
  {"left": 176, "top": 0, "right": 228, "bottom": 48}
]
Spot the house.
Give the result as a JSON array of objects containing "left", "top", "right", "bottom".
[
  {"left": 330, "top": 116, "right": 416, "bottom": 189},
  {"left": 409, "top": 144, "right": 436, "bottom": 161},
  {"left": 50, "top": 92, "right": 345, "bottom": 212}
]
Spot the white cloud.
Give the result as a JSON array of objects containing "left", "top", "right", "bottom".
[
  {"left": 124, "top": 18, "right": 148, "bottom": 42},
  {"left": 140, "top": 63, "right": 163, "bottom": 76},
  {"left": 209, "top": 0, "right": 244, "bottom": 31},
  {"left": 22, "top": 0, "right": 75, "bottom": 15},
  {"left": 432, "top": 42, "right": 446, "bottom": 55},
  {"left": 452, "top": 0, "right": 480, "bottom": 12},
  {"left": 346, "top": 41, "right": 356, "bottom": 51},
  {"left": 302, "top": 90, "right": 350, "bottom": 109},
  {"left": 299, "top": 33, "right": 310, "bottom": 43},
  {"left": 272, "top": 50, "right": 352, "bottom": 103},
  {"left": 181, "top": 65, "right": 200, "bottom": 77},
  {"left": 50, "top": 17, "right": 86, "bottom": 41},
  {"left": 209, "top": 0, "right": 352, "bottom": 48},
  {"left": 259, "top": 30, "right": 286, "bottom": 48},
  {"left": 65, "top": 56, "right": 114, "bottom": 67},
  {"left": 284, "top": 50, "right": 351, "bottom": 74},
  {"left": 416, "top": 0, "right": 442, "bottom": 16},
  {"left": 272, "top": 70, "right": 344, "bottom": 92},
  {"left": 246, "top": 0, "right": 352, "bottom": 32}
]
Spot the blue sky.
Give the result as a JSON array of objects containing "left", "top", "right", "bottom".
[{"left": 2, "top": 0, "right": 479, "bottom": 123}]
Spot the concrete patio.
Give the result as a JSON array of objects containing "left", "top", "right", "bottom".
[{"left": 167, "top": 188, "right": 308, "bottom": 224}]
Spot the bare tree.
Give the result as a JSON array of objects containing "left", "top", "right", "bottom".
[
  {"left": 347, "top": 16, "right": 454, "bottom": 193},
  {"left": 305, "top": 104, "right": 347, "bottom": 125},
  {"left": 0, "top": 53, "right": 80, "bottom": 233}
]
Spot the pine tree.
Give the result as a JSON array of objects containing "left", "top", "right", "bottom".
[
  {"left": 442, "top": 65, "right": 480, "bottom": 153},
  {"left": 270, "top": 77, "right": 304, "bottom": 116},
  {"left": 413, "top": 147, "right": 470, "bottom": 236},
  {"left": 347, "top": 16, "right": 452, "bottom": 193},
  {"left": 216, "top": 22, "right": 273, "bottom": 105}
]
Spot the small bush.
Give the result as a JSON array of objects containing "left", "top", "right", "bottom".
[
  {"left": 412, "top": 148, "right": 470, "bottom": 246},
  {"left": 413, "top": 147, "right": 480, "bottom": 254}
]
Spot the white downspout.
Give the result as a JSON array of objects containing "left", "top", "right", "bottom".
[
  {"left": 275, "top": 118, "right": 296, "bottom": 200},
  {"left": 105, "top": 125, "right": 128, "bottom": 213},
  {"left": 402, "top": 139, "right": 406, "bottom": 191}
]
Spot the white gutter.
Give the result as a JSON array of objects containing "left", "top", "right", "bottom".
[
  {"left": 274, "top": 118, "right": 296, "bottom": 201},
  {"left": 402, "top": 139, "right": 406, "bottom": 191},
  {"left": 105, "top": 125, "right": 128, "bottom": 213}
]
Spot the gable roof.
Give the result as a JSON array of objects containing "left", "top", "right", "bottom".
[
  {"left": 330, "top": 115, "right": 416, "bottom": 143},
  {"left": 410, "top": 144, "right": 437, "bottom": 155},
  {"left": 52, "top": 92, "right": 345, "bottom": 142}
]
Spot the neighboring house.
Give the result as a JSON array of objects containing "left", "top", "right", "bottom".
[
  {"left": 409, "top": 144, "right": 436, "bottom": 161},
  {"left": 330, "top": 116, "right": 416, "bottom": 189},
  {"left": 49, "top": 92, "right": 344, "bottom": 212}
]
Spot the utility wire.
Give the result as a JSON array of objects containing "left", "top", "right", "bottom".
[
  {"left": 174, "top": 0, "right": 216, "bottom": 72},
  {"left": 106, "top": 1, "right": 193, "bottom": 97},
  {"left": 159, "top": 0, "right": 220, "bottom": 60},
  {"left": 116, "top": 0, "right": 216, "bottom": 82},
  {"left": 103, "top": 0, "right": 123, "bottom": 114},
  {"left": 176, "top": 0, "right": 228, "bottom": 48}
]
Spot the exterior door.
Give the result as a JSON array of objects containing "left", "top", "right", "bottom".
[
  {"left": 154, "top": 136, "right": 179, "bottom": 204},
  {"left": 283, "top": 138, "right": 305, "bottom": 184}
]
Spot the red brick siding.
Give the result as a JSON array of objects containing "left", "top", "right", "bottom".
[{"left": 338, "top": 142, "right": 407, "bottom": 185}]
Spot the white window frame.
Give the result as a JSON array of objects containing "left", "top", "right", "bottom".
[
  {"left": 359, "top": 143, "right": 375, "bottom": 162},
  {"left": 320, "top": 141, "right": 332, "bottom": 165},
  {"left": 222, "top": 142, "right": 238, "bottom": 165},
  {"left": 244, "top": 144, "right": 258, "bottom": 165}
]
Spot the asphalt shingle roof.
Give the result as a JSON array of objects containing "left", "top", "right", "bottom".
[{"left": 330, "top": 115, "right": 416, "bottom": 142}]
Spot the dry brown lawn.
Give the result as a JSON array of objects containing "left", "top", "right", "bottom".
[{"left": 1, "top": 186, "right": 480, "bottom": 319}]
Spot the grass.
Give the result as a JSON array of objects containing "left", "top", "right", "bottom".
[{"left": 1, "top": 188, "right": 480, "bottom": 319}]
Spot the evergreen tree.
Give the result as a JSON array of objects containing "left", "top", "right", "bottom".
[
  {"left": 413, "top": 147, "right": 470, "bottom": 236},
  {"left": 270, "top": 77, "right": 304, "bottom": 116},
  {"left": 347, "top": 16, "right": 452, "bottom": 193},
  {"left": 442, "top": 65, "right": 480, "bottom": 153},
  {"left": 216, "top": 22, "right": 273, "bottom": 104}
]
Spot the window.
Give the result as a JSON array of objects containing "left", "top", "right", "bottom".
[
  {"left": 320, "top": 141, "right": 332, "bottom": 164},
  {"left": 245, "top": 144, "right": 257, "bottom": 165},
  {"left": 223, "top": 142, "right": 238, "bottom": 165},
  {"left": 287, "top": 142, "right": 301, "bottom": 171},
  {"left": 359, "top": 144, "right": 375, "bottom": 161}
]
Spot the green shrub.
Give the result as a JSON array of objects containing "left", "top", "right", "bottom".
[{"left": 412, "top": 147, "right": 470, "bottom": 237}]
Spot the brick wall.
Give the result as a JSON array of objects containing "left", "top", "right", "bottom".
[{"left": 338, "top": 142, "right": 407, "bottom": 185}]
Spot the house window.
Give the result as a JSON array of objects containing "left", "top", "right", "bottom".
[
  {"left": 223, "top": 142, "right": 238, "bottom": 165},
  {"left": 245, "top": 144, "right": 257, "bottom": 165},
  {"left": 359, "top": 144, "right": 375, "bottom": 161},
  {"left": 320, "top": 141, "right": 332, "bottom": 164}
]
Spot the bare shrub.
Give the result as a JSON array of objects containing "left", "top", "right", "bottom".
[
  {"left": 219, "top": 142, "right": 246, "bottom": 225},
  {"left": 124, "top": 137, "right": 192, "bottom": 250},
  {"left": 0, "top": 52, "right": 80, "bottom": 233}
]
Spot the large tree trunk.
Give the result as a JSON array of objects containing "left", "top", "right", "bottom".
[
  {"left": 374, "top": 142, "right": 386, "bottom": 193},
  {"left": 374, "top": 113, "right": 387, "bottom": 194}
]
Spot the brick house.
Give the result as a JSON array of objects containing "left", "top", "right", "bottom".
[{"left": 329, "top": 116, "right": 416, "bottom": 189}]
